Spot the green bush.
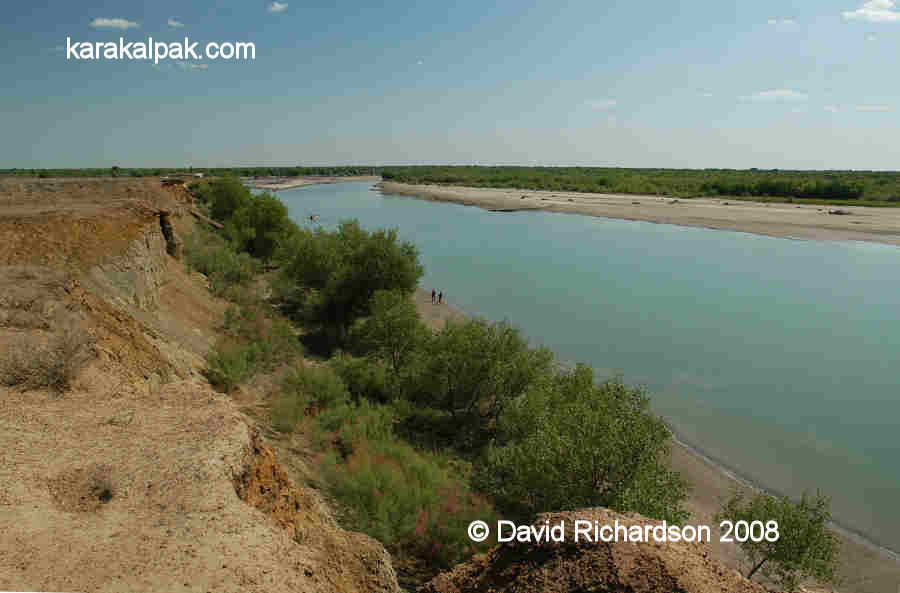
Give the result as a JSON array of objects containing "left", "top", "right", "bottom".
[
  {"left": 329, "top": 353, "right": 395, "bottom": 403},
  {"left": 273, "top": 365, "right": 350, "bottom": 433},
  {"left": 319, "top": 402, "right": 496, "bottom": 573},
  {"left": 226, "top": 191, "right": 298, "bottom": 261},
  {"left": 715, "top": 490, "right": 840, "bottom": 590},
  {"left": 407, "top": 318, "right": 553, "bottom": 452},
  {"left": 205, "top": 309, "right": 302, "bottom": 393},
  {"left": 474, "top": 366, "right": 689, "bottom": 524},
  {"left": 276, "top": 220, "right": 423, "bottom": 342},
  {"left": 184, "top": 228, "right": 258, "bottom": 296}
]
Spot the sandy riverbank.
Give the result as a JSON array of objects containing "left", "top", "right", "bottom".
[
  {"left": 381, "top": 181, "right": 900, "bottom": 247},
  {"left": 245, "top": 175, "right": 379, "bottom": 191},
  {"left": 413, "top": 287, "right": 900, "bottom": 593}
]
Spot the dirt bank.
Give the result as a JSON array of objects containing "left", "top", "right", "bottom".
[
  {"left": 0, "top": 177, "right": 401, "bottom": 593},
  {"left": 380, "top": 181, "right": 900, "bottom": 246}
]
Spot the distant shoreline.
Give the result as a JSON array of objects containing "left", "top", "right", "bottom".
[
  {"left": 380, "top": 181, "right": 900, "bottom": 247},
  {"left": 244, "top": 175, "right": 379, "bottom": 191}
]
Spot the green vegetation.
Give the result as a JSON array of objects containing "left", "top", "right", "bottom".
[
  {"left": 475, "top": 365, "right": 688, "bottom": 523},
  {"left": 715, "top": 491, "right": 840, "bottom": 591},
  {"left": 205, "top": 311, "right": 301, "bottom": 392},
  {"left": 382, "top": 165, "right": 900, "bottom": 205},
  {"left": 182, "top": 177, "right": 838, "bottom": 589},
  {"left": 316, "top": 400, "right": 497, "bottom": 574},
  {"left": 275, "top": 220, "right": 423, "bottom": 344}
]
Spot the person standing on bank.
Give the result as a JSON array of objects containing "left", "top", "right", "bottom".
[
  {"left": 431, "top": 289, "right": 436, "bottom": 304},
  {"left": 438, "top": 291, "right": 443, "bottom": 305}
]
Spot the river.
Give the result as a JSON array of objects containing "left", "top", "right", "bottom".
[{"left": 275, "top": 180, "right": 900, "bottom": 553}]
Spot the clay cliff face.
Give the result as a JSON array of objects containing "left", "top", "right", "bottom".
[{"left": 0, "top": 177, "right": 401, "bottom": 593}]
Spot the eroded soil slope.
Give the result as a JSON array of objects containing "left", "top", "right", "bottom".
[{"left": 0, "top": 177, "right": 400, "bottom": 593}]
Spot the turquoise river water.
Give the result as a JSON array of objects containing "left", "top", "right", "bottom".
[{"left": 275, "top": 181, "right": 900, "bottom": 552}]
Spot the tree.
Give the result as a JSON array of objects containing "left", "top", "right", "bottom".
[
  {"left": 276, "top": 220, "right": 423, "bottom": 342},
  {"left": 352, "top": 289, "right": 428, "bottom": 379},
  {"left": 227, "top": 191, "right": 296, "bottom": 260},
  {"left": 474, "top": 366, "right": 690, "bottom": 524},
  {"left": 714, "top": 490, "right": 840, "bottom": 591},
  {"left": 208, "top": 176, "right": 252, "bottom": 222},
  {"left": 409, "top": 319, "right": 553, "bottom": 451}
]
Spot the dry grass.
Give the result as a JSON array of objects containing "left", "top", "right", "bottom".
[{"left": 1, "top": 319, "right": 94, "bottom": 392}]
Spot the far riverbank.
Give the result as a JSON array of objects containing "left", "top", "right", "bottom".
[
  {"left": 380, "top": 181, "right": 900, "bottom": 247},
  {"left": 244, "top": 175, "right": 379, "bottom": 191}
]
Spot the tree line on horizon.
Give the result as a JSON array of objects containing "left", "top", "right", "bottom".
[
  {"left": 1, "top": 166, "right": 377, "bottom": 178},
  {"left": 381, "top": 165, "right": 900, "bottom": 204}
]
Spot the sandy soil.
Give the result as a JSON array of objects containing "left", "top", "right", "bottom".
[
  {"left": 245, "top": 175, "right": 379, "bottom": 191},
  {"left": 0, "top": 177, "right": 401, "bottom": 593},
  {"left": 414, "top": 290, "right": 900, "bottom": 593},
  {"left": 381, "top": 182, "right": 900, "bottom": 247}
]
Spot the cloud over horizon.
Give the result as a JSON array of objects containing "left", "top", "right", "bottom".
[
  {"left": 740, "top": 89, "right": 809, "bottom": 102},
  {"left": 167, "top": 18, "right": 184, "bottom": 28},
  {"left": 842, "top": 0, "right": 900, "bottom": 22},
  {"left": 587, "top": 99, "right": 616, "bottom": 110},
  {"left": 89, "top": 17, "right": 139, "bottom": 30},
  {"left": 268, "top": 2, "right": 288, "bottom": 13}
]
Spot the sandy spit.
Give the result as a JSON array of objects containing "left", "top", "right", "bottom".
[
  {"left": 244, "top": 175, "right": 379, "bottom": 191},
  {"left": 380, "top": 182, "right": 900, "bottom": 247}
]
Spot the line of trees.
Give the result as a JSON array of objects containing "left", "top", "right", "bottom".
[{"left": 382, "top": 165, "right": 900, "bottom": 203}]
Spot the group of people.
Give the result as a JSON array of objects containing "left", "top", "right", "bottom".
[{"left": 430, "top": 289, "right": 443, "bottom": 305}]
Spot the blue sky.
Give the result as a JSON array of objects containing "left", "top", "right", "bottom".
[{"left": 2, "top": 0, "right": 899, "bottom": 169}]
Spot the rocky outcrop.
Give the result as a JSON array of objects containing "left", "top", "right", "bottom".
[{"left": 422, "top": 508, "right": 766, "bottom": 593}]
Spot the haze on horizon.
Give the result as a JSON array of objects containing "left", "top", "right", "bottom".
[{"left": 3, "top": 0, "right": 899, "bottom": 170}]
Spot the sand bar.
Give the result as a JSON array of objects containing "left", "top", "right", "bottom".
[
  {"left": 381, "top": 181, "right": 900, "bottom": 247},
  {"left": 245, "top": 175, "right": 379, "bottom": 191}
]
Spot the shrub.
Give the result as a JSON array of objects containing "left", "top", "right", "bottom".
[
  {"left": 1, "top": 322, "right": 93, "bottom": 392},
  {"left": 350, "top": 289, "right": 428, "bottom": 379},
  {"left": 273, "top": 365, "right": 350, "bottom": 433},
  {"left": 329, "top": 353, "right": 394, "bottom": 403},
  {"left": 319, "top": 403, "right": 496, "bottom": 575},
  {"left": 276, "top": 220, "right": 423, "bottom": 341},
  {"left": 184, "top": 228, "right": 258, "bottom": 296},
  {"left": 715, "top": 490, "right": 840, "bottom": 591},
  {"left": 205, "top": 309, "right": 301, "bottom": 393},
  {"left": 474, "top": 366, "right": 690, "bottom": 524},
  {"left": 408, "top": 319, "right": 554, "bottom": 451},
  {"left": 226, "top": 191, "right": 298, "bottom": 260}
]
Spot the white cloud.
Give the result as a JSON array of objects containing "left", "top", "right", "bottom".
[
  {"left": 268, "top": 2, "right": 288, "bottom": 13},
  {"left": 177, "top": 61, "right": 209, "bottom": 72},
  {"left": 740, "top": 89, "right": 809, "bottom": 102},
  {"left": 698, "top": 92, "right": 714, "bottom": 98},
  {"left": 866, "top": 32, "right": 878, "bottom": 39},
  {"left": 89, "top": 17, "right": 139, "bottom": 29},
  {"left": 767, "top": 18, "right": 797, "bottom": 26},
  {"left": 824, "top": 105, "right": 840, "bottom": 112},
  {"left": 168, "top": 18, "right": 184, "bottom": 28},
  {"left": 587, "top": 99, "right": 616, "bottom": 110},
  {"left": 842, "top": 0, "right": 900, "bottom": 22},
  {"left": 855, "top": 104, "right": 892, "bottom": 111}
]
